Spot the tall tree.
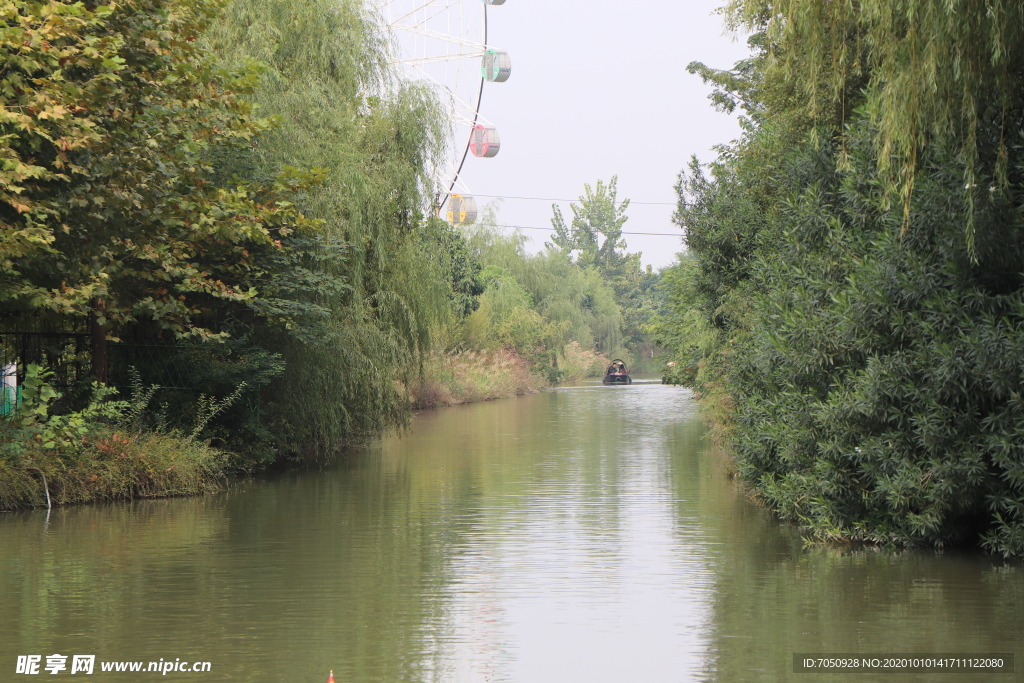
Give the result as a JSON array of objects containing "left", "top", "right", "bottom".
[
  {"left": 547, "top": 177, "right": 661, "bottom": 359},
  {"left": 662, "top": 1, "right": 1024, "bottom": 557},
  {"left": 203, "top": 0, "right": 452, "bottom": 451},
  {"left": 548, "top": 176, "right": 637, "bottom": 282},
  {"left": 727, "top": 0, "right": 1024, "bottom": 251},
  {"left": 0, "top": 0, "right": 312, "bottom": 360}
]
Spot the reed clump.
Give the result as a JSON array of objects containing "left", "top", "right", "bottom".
[
  {"left": 556, "top": 341, "right": 610, "bottom": 382},
  {"left": 410, "top": 350, "right": 544, "bottom": 409}
]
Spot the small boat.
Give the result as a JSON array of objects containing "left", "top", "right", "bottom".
[{"left": 602, "top": 359, "right": 632, "bottom": 385}]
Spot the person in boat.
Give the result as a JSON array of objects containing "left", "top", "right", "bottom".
[{"left": 606, "top": 361, "right": 625, "bottom": 376}]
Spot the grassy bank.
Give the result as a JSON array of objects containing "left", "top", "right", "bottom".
[
  {"left": 557, "top": 341, "right": 612, "bottom": 383},
  {"left": 0, "top": 428, "right": 227, "bottom": 511},
  {"left": 410, "top": 349, "right": 543, "bottom": 409},
  {"left": 1, "top": 343, "right": 610, "bottom": 510},
  {"left": 0, "top": 366, "right": 230, "bottom": 511},
  {"left": 410, "top": 342, "right": 609, "bottom": 409}
]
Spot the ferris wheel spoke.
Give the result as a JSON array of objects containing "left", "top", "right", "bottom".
[
  {"left": 398, "top": 51, "right": 486, "bottom": 65},
  {"left": 391, "top": 25, "right": 488, "bottom": 52},
  {"left": 406, "top": 67, "right": 486, "bottom": 123},
  {"left": 384, "top": 0, "right": 463, "bottom": 29},
  {"left": 451, "top": 110, "right": 485, "bottom": 126}
]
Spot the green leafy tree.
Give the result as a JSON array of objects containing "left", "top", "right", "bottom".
[
  {"left": 648, "top": 255, "right": 718, "bottom": 386},
  {"left": 663, "top": 1, "right": 1024, "bottom": 557},
  {"left": 549, "top": 176, "right": 638, "bottom": 283},
  {"left": 463, "top": 265, "right": 546, "bottom": 353},
  {"left": 548, "top": 177, "right": 662, "bottom": 360},
  {"left": 463, "top": 212, "right": 623, "bottom": 358},
  {"left": 419, "top": 217, "right": 484, "bottom": 319},
  {"left": 0, "top": 0, "right": 312, "bottom": 347},
  {"left": 727, "top": 0, "right": 1024, "bottom": 250}
]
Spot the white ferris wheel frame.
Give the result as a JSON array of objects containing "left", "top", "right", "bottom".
[{"left": 373, "top": 0, "right": 497, "bottom": 213}]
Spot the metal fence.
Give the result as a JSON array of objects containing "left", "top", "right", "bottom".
[
  {"left": 1, "top": 332, "right": 91, "bottom": 415},
  {"left": 107, "top": 343, "right": 195, "bottom": 390},
  {"left": 1, "top": 332, "right": 262, "bottom": 423}
]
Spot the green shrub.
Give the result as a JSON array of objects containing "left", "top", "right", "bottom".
[{"left": 1, "top": 366, "right": 231, "bottom": 510}]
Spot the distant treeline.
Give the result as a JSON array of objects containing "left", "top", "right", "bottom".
[
  {"left": 653, "top": 1, "right": 1024, "bottom": 556},
  {"left": 458, "top": 183, "right": 663, "bottom": 379},
  {"left": 410, "top": 186, "right": 667, "bottom": 409}
]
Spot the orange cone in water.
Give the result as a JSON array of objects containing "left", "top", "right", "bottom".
[{"left": 327, "top": 671, "right": 335, "bottom": 683}]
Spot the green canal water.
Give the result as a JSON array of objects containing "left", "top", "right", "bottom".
[{"left": 1, "top": 379, "right": 1022, "bottom": 681}]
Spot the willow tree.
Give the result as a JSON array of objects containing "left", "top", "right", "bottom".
[
  {"left": 204, "top": 0, "right": 452, "bottom": 451},
  {"left": 548, "top": 177, "right": 653, "bottom": 357},
  {"left": 727, "top": 0, "right": 1024, "bottom": 251},
  {"left": 463, "top": 214, "right": 623, "bottom": 360}
]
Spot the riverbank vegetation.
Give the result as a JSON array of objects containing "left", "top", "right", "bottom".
[
  {"left": 0, "top": 366, "right": 228, "bottom": 508},
  {"left": 655, "top": 1, "right": 1024, "bottom": 556},
  {"left": 0, "top": 0, "right": 459, "bottom": 507},
  {"left": 457, "top": 187, "right": 663, "bottom": 375},
  {"left": 1, "top": 0, "right": 666, "bottom": 510},
  {"left": 409, "top": 190, "right": 663, "bottom": 407},
  {"left": 410, "top": 350, "right": 540, "bottom": 409}
]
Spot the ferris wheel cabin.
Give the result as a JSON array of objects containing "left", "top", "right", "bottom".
[
  {"left": 470, "top": 124, "right": 500, "bottom": 158},
  {"left": 482, "top": 49, "right": 511, "bottom": 82},
  {"left": 446, "top": 194, "right": 478, "bottom": 225}
]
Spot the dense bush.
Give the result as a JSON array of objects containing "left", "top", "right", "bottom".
[
  {"left": 731, "top": 129, "right": 1024, "bottom": 556},
  {"left": 2, "top": 0, "right": 466, "bottom": 467},
  {"left": 659, "top": 2, "right": 1024, "bottom": 556}
]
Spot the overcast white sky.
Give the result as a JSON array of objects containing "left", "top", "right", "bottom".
[{"left": 454, "top": 0, "right": 752, "bottom": 270}]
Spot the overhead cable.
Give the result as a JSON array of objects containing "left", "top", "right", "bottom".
[
  {"left": 489, "top": 223, "right": 682, "bottom": 237},
  {"left": 473, "top": 194, "right": 678, "bottom": 206}
]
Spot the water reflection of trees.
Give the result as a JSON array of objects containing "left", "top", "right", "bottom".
[{"left": 670, "top": 437, "right": 1024, "bottom": 682}]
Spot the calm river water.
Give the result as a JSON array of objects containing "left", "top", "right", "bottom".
[{"left": 2, "top": 379, "right": 1022, "bottom": 682}]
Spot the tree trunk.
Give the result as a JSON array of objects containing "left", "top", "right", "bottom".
[{"left": 90, "top": 298, "right": 108, "bottom": 384}]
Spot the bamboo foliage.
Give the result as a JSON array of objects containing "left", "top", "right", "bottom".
[{"left": 662, "top": 1, "right": 1024, "bottom": 556}]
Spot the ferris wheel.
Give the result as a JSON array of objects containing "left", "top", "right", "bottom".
[{"left": 373, "top": 0, "right": 510, "bottom": 224}]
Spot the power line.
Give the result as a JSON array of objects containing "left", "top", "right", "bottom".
[
  {"left": 474, "top": 193, "right": 678, "bottom": 206},
  {"left": 490, "top": 223, "right": 682, "bottom": 237}
]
